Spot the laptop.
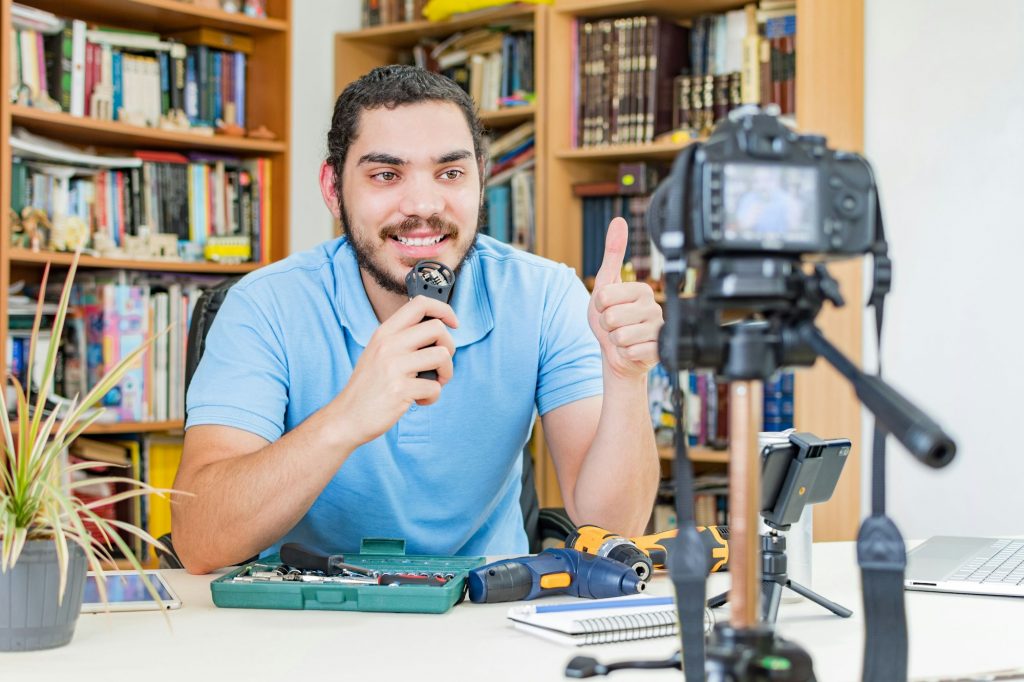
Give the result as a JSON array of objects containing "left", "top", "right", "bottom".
[{"left": 905, "top": 536, "right": 1024, "bottom": 597}]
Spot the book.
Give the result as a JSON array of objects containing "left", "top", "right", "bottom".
[{"left": 506, "top": 595, "right": 713, "bottom": 646}]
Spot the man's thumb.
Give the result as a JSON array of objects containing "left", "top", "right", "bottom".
[{"left": 594, "top": 217, "right": 628, "bottom": 288}]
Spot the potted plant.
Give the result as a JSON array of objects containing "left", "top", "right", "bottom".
[{"left": 1, "top": 253, "right": 172, "bottom": 651}]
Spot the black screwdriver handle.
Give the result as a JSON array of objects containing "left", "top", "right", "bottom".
[
  {"left": 280, "top": 542, "right": 332, "bottom": 573},
  {"left": 279, "top": 542, "right": 375, "bottom": 577}
]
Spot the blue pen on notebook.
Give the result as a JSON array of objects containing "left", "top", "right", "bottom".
[{"left": 525, "top": 596, "right": 675, "bottom": 614}]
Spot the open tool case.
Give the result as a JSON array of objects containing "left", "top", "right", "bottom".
[{"left": 210, "top": 538, "right": 485, "bottom": 614}]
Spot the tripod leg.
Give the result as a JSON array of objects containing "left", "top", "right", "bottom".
[
  {"left": 786, "top": 579, "right": 853, "bottom": 618},
  {"left": 707, "top": 590, "right": 729, "bottom": 609},
  {"left": 761, "top": 580, "right": 783, "bottom": 624}
]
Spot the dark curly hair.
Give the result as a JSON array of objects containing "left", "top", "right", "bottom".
[{"left": 325, "top": 65, "right": 485, "bottom": 209}]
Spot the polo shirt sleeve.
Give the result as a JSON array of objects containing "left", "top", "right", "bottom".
[
  {"left": 185, "top": 286, "right": 288, "bottom": 443},
  {"left": 535, "top": 267, "right": 603, "bottom": 416}
]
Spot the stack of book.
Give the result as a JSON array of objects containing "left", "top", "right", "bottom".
[
  {"left": 672, "top": 1, "right": 796, "bottom": 136},
  {"left": 64, "top": 434, "right": 183, "bottom": 562},
  {"left": 63, "top": 272, "right": 220, "bottom": 423},
  {"left": 484, "top": 121, "right": 535, "bottom": 251},
  {"left": 574, "top": 162, "right": 662, "bottom": 282},
  {"left": 9, "top": 3, "right": 251, "bottom": 131},
  {"left": 10, "top": 129, "right": 272, "bottom": 263},
  {"left": 414, "top": 26, "right": 535, "bottom": 111},
  {"left": 573, "top": 15, "right": 688, "bottom": 147},
  {"left": 361, "top": 0, "right": 429, "bottom": 27}
]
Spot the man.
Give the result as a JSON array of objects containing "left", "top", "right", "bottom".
[{"left": 173, "top": 66, "right": 662, "bottom": 574}]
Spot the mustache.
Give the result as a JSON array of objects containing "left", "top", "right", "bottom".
[{"left": 379, "top": 215, "right": 459, "bottom": 241}]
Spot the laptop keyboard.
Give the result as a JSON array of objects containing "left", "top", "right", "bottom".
[{"left": 949, "top": 539, "right": 1024, "bottom": 584}]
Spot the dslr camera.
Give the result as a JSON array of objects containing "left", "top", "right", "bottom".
[
  {"left": 648, "top": 108, "right": 877, "bottom": 263},
  {"left": 646, "top": 108, "right": 889, "bottom": 379}
]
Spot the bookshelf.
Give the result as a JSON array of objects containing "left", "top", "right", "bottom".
[
  {"left": 332, "top": 0, "right": 863, "bottom": 540},
  {"left": 1, "top": 0, "right": 293, "bottom": 435},
  {"left": 544, "top": 0, "right": 864, "bottom": 541}
]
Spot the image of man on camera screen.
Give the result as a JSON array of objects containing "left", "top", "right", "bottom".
[{"left": 726, "top": 165, "right": 817, "bottom": 244}]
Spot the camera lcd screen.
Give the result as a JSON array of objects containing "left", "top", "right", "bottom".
[{"left": 721, "top": 163, "right": 819, "bottom": 246}]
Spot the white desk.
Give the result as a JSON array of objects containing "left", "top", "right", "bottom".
[{"left": 4, "top": 542, "right": 1022, "bottom": 682}]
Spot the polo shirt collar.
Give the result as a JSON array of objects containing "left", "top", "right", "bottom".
[{"left": 333, "top": 237, "right": 494, "bottom": 349}]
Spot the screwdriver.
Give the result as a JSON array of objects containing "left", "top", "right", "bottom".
[
  {"left": 279, "top": 542, "right": 377, "bottom": 577},
  {"left": 279, "top": 543, "right": 450, "bottom": 586}
]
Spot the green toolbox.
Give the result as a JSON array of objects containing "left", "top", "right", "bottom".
[{"left": 210, "top": 538, "right": 485, "bottom": 614}]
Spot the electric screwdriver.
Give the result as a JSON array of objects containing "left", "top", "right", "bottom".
[
  {"left": 565, "top": 525, "right": 655, "bottom": 581},
  {"left": 467, "top": 548, "right": 645, "bottom": 603},
  {"left": 567, "top": 525, "right": 731, "bottom": 576},
  {"left": 634, "top": 526, "right": 730, "bottom": 574}
]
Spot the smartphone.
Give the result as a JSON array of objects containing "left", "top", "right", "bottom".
[
  {"left": 760, "top": 434, "right": 852, "bottom": 528},
  {"left": 81, "top": 570, "right": 182, "bottom": 613}
]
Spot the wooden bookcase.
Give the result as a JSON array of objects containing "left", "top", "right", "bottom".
[
  {"left": 0, "top": 0, "right": 292, "bottom": 435},
  {"left": 544, "top": 0, "right": 865, "bottom": 541},
  {"left": 334, "top": 0, "right": 864, "bottom": 540}
]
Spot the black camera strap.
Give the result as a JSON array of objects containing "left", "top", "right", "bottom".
[
  {"left": 660, "top": 145, "right": 710, "bottom": 682},
  {"left": 667, "top": 302, "right": 712, "bottom": 682},
  {"left": 857, "top": 195, "right": 909, "bottom": 682}
]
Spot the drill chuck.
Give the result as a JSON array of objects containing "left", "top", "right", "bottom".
[
  {"left": 602, "top": 539, "right": 654, "bottom": 581},
  {"left": 566, "top": 525, "right": 656, "bottom": 582}
]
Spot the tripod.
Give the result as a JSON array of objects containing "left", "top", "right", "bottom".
[{"left": 706, "top": 531, "right": 852, "bottom": 624}]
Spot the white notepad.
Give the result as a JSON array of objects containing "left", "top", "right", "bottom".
[{"left": 506, "top": 595, "right": 713, "bottom": 646}]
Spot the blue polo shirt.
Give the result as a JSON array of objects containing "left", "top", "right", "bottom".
[{"left": 185, "top": 235, "right": 603, "bottom": 556}]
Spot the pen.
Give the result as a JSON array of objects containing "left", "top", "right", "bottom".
[{"left": 526, "top": 596, "right": 675, "bottom": 614}]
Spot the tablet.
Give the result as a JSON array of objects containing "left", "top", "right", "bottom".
[{"left": 81, "top": 570, "right": 182, "bottom": 613}]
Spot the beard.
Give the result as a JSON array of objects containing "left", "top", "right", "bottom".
[{"left": 342, "top": 200, "right": 484, "bottom": 296}]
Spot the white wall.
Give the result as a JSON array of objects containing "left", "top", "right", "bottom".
[
  {"left": 864, "top": 0, "right": 1024, "bottom": 538},
  {"left": 289, "top": 1, "right": 361, "bottom": 254}
]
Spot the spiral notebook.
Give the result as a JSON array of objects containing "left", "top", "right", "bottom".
[{"left": 507, "top": 595, "right": 713, "bottom": 646}]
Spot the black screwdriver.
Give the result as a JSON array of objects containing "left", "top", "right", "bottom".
[{"left": 279, "top": 542, "right": 376, "bottom": 577}]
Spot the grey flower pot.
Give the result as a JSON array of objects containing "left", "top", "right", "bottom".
[{"left": 0, "top": 539, "right": 87, "bottom": 651}]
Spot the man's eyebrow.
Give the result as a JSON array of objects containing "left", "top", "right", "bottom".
[
  {"left": 435, "top": 150, "right": 473, "bottom": 164},
  {"left": 357, "top": 152, "right": 406, "bottom": 166}
]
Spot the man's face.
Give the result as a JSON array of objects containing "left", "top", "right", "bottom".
[{"left": 338, "top": 101, "right": 482, "bottom": 295}]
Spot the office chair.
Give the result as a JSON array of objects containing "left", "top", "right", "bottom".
[{"left": 156, "top": 276, "right": 573, "bottom": 568}]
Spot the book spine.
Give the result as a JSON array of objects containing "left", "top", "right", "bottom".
[
  {"left": 234, "top": 52, "right": 246, "bottom": 128},
  {"left": 69, "top": 20, "right": 86, "bottom": 116}
]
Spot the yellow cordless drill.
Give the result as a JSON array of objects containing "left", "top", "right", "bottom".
[
  {"left": 634, "top": 526, "right": 730, "bottom": 574},
  {"left": 566, "top": 524, "right": 730, "bottom": 579}
]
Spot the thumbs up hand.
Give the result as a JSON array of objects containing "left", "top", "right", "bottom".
[{"left": 588, "top": 217, "right": 664, "bottom": 380}]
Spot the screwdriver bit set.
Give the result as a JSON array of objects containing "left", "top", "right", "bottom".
[{"left": 210, "top": 538, "right": 485, "bottom": 614}]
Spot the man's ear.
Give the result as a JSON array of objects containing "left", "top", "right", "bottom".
[{"left": 318, "top": 161, "right": 341, "bottom": 220}]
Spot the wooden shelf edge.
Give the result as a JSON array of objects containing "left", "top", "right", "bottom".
[
  {"left": 338, "top": 4, "right": 537, "bottom": 43},
  {"left": 479, "top": 105, "right": 536, "bottom": 127},
  {"left": 556, "top": 140, "right": 694, "bottom": 162},
  {"left": 11, "top": 419, "right": 183, "bottom": 436},
  {"left": 11, "top": 105, "right": 286, "bottom": 154},
  {"left": 9, "top": 248, "right": 264, "bottom": 274},
  {"left": 83, "top": 420, "right": 184, "bottom": 434},
  {"left": 659, "top": 445, "right": 730, "bottom": 464},
  {"left": 553, "top": 0, "right": 748, "bottom": 18},
  {"left": 25, "top": 0, "right": 287, "bottom": 34}
]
